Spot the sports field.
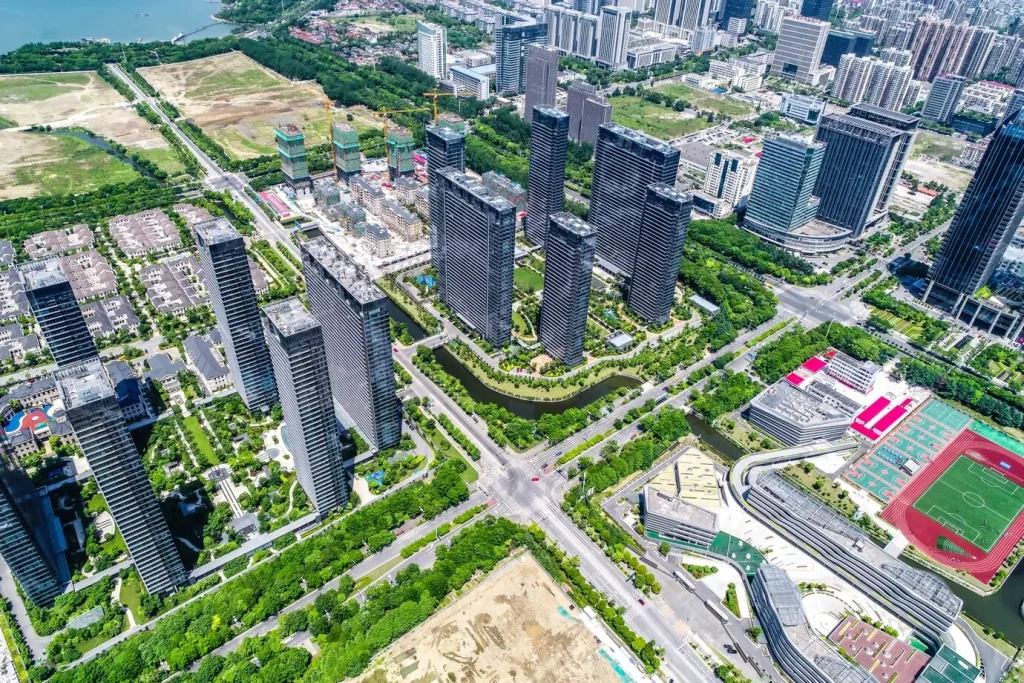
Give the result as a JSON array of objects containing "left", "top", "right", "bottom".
[{"left": 912, "top": 455, "right": 1024, "bottom": 552}]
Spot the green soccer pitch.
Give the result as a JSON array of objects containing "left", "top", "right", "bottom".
[{"left": 912, "top": 455, "right": 1024, "bottom": 551}]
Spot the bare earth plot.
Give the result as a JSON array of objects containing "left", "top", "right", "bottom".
[
  {"left": 0, "top": 71, "right": 183, "bottom": 197},
  {"left": 140, "top": 51, "right": 358, "bottom": 160},
  {"left": 358, "top": 555, "right": 625, "bottom": 683}
]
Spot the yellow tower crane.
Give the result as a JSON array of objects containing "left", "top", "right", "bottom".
[{"left": 375, "top": 106, "right": 430, "bottom": 167}]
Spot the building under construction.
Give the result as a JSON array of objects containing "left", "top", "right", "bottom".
[
  {"left": 276, "top": 124, "right": 313, "bottom": 196},
  {"left": 439, "top": 112, "right": 468, "bottom": 134},
  {"left": 332, "top": 122, "right": 361, "bottom": 181},
  {"left": 386, "top": 126, "right": 416, "bottom": 181}
]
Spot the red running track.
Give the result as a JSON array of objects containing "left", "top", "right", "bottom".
[{"left": 881, "top": 429, "right": 1024, "bottom": 583}]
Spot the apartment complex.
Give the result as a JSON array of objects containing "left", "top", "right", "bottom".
[
  {"left": 21, "top": 260, "right": 98, "bottom": 368},
  {"left": 417, "top": 20, "right": 448, "bottom": 79},
  {"left": 526, "top": 107, "right": 570, "bottom": 246},
  {"left": 538, "top": 213, "right": 596, "bottom": 367}
]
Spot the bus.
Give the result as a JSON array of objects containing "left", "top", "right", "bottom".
[
  {"left": 705, "top": 599, "right": 732, "bottom": 623},
  {"left": 673, "top": 570, "right": 696, "bottom": 591}
]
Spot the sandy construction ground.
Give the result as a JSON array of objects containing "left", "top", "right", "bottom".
[
  {"left": 903, "top": 158, "right": 973, "bottom": 192},
  {"left": 139, "top": 51, "right": 341, "bottom": 159},
  {"left": 358, "top": 555, "right": 626, "bottom": 683}
]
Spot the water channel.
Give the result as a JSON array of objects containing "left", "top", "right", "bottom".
[
  {"left": 390, "top": 308, "right": 1023, "bottom": 643},
  {"left": 54, "top": 130, "right": 161, "bottom": 181}
]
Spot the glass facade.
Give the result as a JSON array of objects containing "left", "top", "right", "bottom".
[
  {"left": 426, "top": 125, "right": 466, "bottom": 298},
  {"left": 539, "top": 213, "right": 596, "bottom": 367},
  {"left": 744, "top": 135, "right": 824, "bottom": 238},
  {"left": 526, "top": 107, "right": 570, "bottom": 246},
  {"left": 628, "top": 184, "right": 692, "bottom": 325},
  {"left": 21, "top": 261, "right": 97, "bottom": 368}
]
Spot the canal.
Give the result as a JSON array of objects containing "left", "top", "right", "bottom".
[
  {"left": 390, "top": 308, "right": 1023, "bottom": 642},
  {"left": 54, "top": 130, "right": 162, "bottom": 181}
]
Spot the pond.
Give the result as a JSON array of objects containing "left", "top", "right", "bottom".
[{"left": 54, "top": 130, "right": 161, "bottom": 180}]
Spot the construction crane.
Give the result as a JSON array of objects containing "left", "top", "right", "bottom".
[
  {"left": 323, "top": 99, "right": 337, "bottom": 175},
  {"left": 422, "top": 90, "right": 448, "bottom": 124},
  {"left": 375, "top": 107, "right": 430, "bottom": 167}
]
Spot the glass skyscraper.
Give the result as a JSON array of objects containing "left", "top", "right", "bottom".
[
  {"left": 627, "top": 185, "right": 691, "bottom": 325},
  {"left": 21, "top": 260, "right": 97, "bottom": 368},
  {"left": 539, "top": 213, "right": 596, "bottom": 367},
  {"left": 928, "top": 110, "right": 1024, "bottom": 299},
  {"left": 195, "top": 218, "right": 278, "bottom": 414},
  {"left": 436, "top": 169, "right": 515, "bottom": 346},
  {"left": 57, "top": 360, "right": 187, "bottom": 596},
  {"left": 301, "top": 238, "right": 401, "bottom": 454},
  {"left": 262, "top": 298, "right": 348, "bottom": 515},
  {"left": 589, "top": 123, "right": 680, "bottom": 276},
  {"left": 426, "top": 125, "right": 466, "bottom": 297},
  {"left": 495, "top": 22, "right": 548, "bottom": 94},
  {"left": 526, "top": 107, "right": 570, "bottom": 246},
  {"left": 743, "top": 135, "right": 824, "bottom": 240}
]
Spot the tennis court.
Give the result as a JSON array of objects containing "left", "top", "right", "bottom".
[{"left": 912, "top": 455, "right": 1024, "bottom": 552}]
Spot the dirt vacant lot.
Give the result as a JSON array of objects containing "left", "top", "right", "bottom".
[
  {"left": 0, "top": 72, "right": 179, "bottom": 198},
  {"left": 139, "top": 51, "right": 345, "bottom": 159},
  {"left": 358, "top": 555, "right": 625, "bottom": 683}
]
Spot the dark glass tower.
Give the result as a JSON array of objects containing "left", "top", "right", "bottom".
[
  {"left": 743, "top": 135, "right": 824, "bottom": 242},
  {"left": 526, "top": 107, "right": 570, "bottom": 246},
  {"left": 821, "top": 30, "right": 874, "bottom": 66},
  {"left": 262, "top": 298, "right": 348, "bottom": 515},
  {"left": 719, "top": 0, "right": 753, "bottom": 30},
  {"left": 436, "top": 169, "right": 515, "bottom": 346},
  {"left": 813, "top": 113, "right": 904, "bottom": 238},
  {"left": 848, "top": 104, "right": 918, "bottom": 220},
  {"left": 590, "top": 123, "right": 680, "bottom": 276},
  {"left": 301, "top": 238, "right": 400, "bottom": 453},
  {"left": 0, "top": 450, "right": 65, "bottom": 606},
  {"left": 524, "top": 45, "right": 559, "bottom": 119},
  {"left": 627, "top": 185, "right": 691, "bottom": 325},
  {"left": 495, "top": 22, "right": 548, "bottom": 94},
  {"left": 539, "top": 213, "right": 596, "bottom": 367},
  {"left": 800, "top": 0, "right": 833, "bottom": 22},
  {"left": 195, "top": 218, "right": 278, "bottom": 414},
  {"left": 928, "top": 110, "right": 1024, "bottom": 297},
  {"left": 21, "top": 260, "right": 97, "bottom": 368},
  {"left": 57, "top": 360, "right": 187, "bottom": 596},
  {"left": 426, "top": 126, "right": 466, "bottom": 297}
]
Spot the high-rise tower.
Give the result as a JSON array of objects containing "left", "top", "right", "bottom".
[
  {"left": 589, "top": 123, "right": 680, "bottom": 276},
  {"left": 416, "top": 21, "right": 448, "bottom": 79},
  {"left": 386, "top": 126, "right": 416, "bottom": 182},
  {"left": 627, "top": 185, "right": 691, "bottom": 325},
  {"left": 276, "top": 124, "right": 312, "bottom": 196},
  {"left": 426, "top": 125, "right": 466, "bottom": 296},
  {"left": 332, "top": 122, "right": 361, "bottom": 181},
  {"left": 194, "top": 218, "right": 278, "bottom": 414},
  {"left": 524, "top": 45, "right": 559, "bottom": 118},
  {"left": 526, "top": 107, "right": 570, "bottom": 246},
  {"left": 262, "top": 298, "right": 348, "bottom": 515},
  {"left": 495, "top": 22, "right": 548, "bottom": 94},
  {"left": 300, "top": 238, "right": 401, "bottom": 453},
  {"left": 743, "top": 135, "right": 825, "bottom": 241},
  {"left": 539, "top": 213, "right": 596, "bottom": 368},
  {"left": 21, "top": 260, "right": 97, "bottom": 368},
  {"left": 57, "top": 360, "right": 187, "bottom": 595},
  {"left": 435, "top": 169, "right": 515, "bottom": 346}
]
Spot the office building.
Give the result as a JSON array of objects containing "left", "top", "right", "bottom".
[
  {"left": 654, "top": 0, "right": 712, "bottom": 35},
  {"left": 21, "top": 260, "right": 97, "bottom": 368},
  {"left": 750, "top": 564, "right": 876, "bottom": 683},
  {"left": 1007, "top": 88, "right": 1024, "bottom": 122},
  {"left": 276, "top": 125, "right": 312, "bottom": 196},
  {"left": 539, "top": 213, "right": 596, "bottom": 367},
  {"left": 524, "top": 45, "right": 559, "bottom": 117},
  {"left": 262, "top": 298, "right": 348, "bottom": 515},
  {"left": 770, "top": 16, "right": 831, "bottom": 85},
  {"left": 813, "top": 113, "right": 906, "bottom": 238},
  {"left": 719, "top": 0, "right": 753, "bottom": 34},
  {"left": 694, "top": 151, "right": 755, "bottom": 218},
  {"left": 194, "top": 218, "right": 278, "bottom": 414},
  {"left": 627, "top": 38, "right": 679, "bottom": 70},
  {"left": 435, "top": 169, "right": 515, "bottom": 346},
  {"left": 544, "top": 5, "right": 598, "bottom": 59},
  {"left": 627, "top": 185, "right": 690, "bottom": 325},
  {"left": 596, "top": 6, "right": 631, "bottom": 70},
  {"left": 748, "top": 378, "right": 859, "bottom": 446},
  {"left": 450, "top": 65, "right": 490, "bottom": 99},
  {"left": 386, "top": 126, "right": 416, "bottom": 181},
  {"left": 0, "top": 450, "right": 66, "bottom": 606},
  {"left": 332, "top": 122, "right": 361, "bottom": 181},
  {"left": 567, "top": 81, "right": 597, "bottom": 141},
  {"left": 426, "top": 125, "right": 466, "bottom": 292},
  {"left": 691, "top": 26, "right": 717, "bottom": 54},
  {"left": 799, "top": 0, "right": 832, "bottom": 22},
  {"left": 743, "top": 136, "right": 828, "bottom": 247},
  {"left": 921, "top": 74, "right": 967, "bottom": 125},
  {"left": 495, "top": 22, "right": 548, "bottom": 94},
  {"left": 301, "top": 238, "right": 400, "bottom": 453},
  {"left": 779, "top": 93, "right": 825, "bottom": 124},
  {"left": 848, "top": 104, "right": 918, "bottom": 220},
  {"left": 57, "top": 360, "right": 187, "bottom": 595},
  {"left": 642, "top": 485, "right": 718, "bottom": 546},
  {"left": 580, "top": 97, "right": 613, "bottom": 147},
  {"left": 821, "top": 29, "right": 874, "bottom": 67},
  {"left": 590, "top": 124, "right": 680, "bottom": 276},
  {"left": 748, "top": 470, "right": 963, "bottom": 644},
  {"left": 417, "top": 21, "right": 448, "bottom": 79},
  {"left": 925, "top": 111, "right": 1024, "bottom": 333},
  {"left": 526, "top": 107, "right": 569, "bottom": 246}
]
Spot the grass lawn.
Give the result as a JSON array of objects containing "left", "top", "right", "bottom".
[
  {"left": 456, "top": 350, "right": 628, "bottom": 400},
  {"left": 514, "top": 266, "right": 544, "bottom": 292},
  {"left": 100, "top": 529, "right": 127, "bottom": 556},
  {"left": 86, "top": 493, "right": 108, "bottom": 516},
  {"left": 609, "top": 96, "right": 712, "bottom": 140},
  {"left": 911, "top": 131, "right": 966, "bottom": 163},
  {"left": 134, "top": 146, "right": 186, "bottom": 178},
  {"left": 869, "top": 307, "right": 924, "bottom": 339},
  {"left": 10, "top": 133, "right": 140, "bottom": 196},
  {"left": 0, "top": 73, "right": 91, "bottom": 106},
  {"left": 653, "top": 83, "right": 754, "bottom": 118},
  {"left": 512, "top": 310, "right": 535, "bottom": 339},
  {"left": 76, "top": 614, "right": 129, "bottom": 654},
  {"left": 962, "top": 614, "right": 1018, "bottom": 658},
  {"left": 118, "top": 576, "right": 148, "bottom": 624},
  {"left": 184, "top": 66, "right": 284, "bottom": 102},
  {"left": 354, "top": 554, "right": 406, "bottom": 591},
  {"left": 182, "top": 415, "right": 219, "bottom": 466}
]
